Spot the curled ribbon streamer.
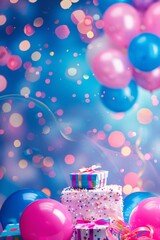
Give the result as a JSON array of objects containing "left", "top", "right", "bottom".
[
  {"left": 78, "top": 164, "right": 101, "bottom": 173},
  {"left": 106, "top": 218, "right": 154, "bottom": 240},
  {"left": 135, "top": 128, "right": 146, "bottom": 181}
]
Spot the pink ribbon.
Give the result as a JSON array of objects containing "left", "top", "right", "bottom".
[
  {"left": 106, "top": 218, "right": 154, "bottom": 240},
  {"left": 76, "top": 218, "right": 110, "bottom": 227},
  {"left": 78, "top": 164, "right": 101, "bottom": 173}
]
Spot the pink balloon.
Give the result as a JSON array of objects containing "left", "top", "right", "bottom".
[
  {"left": 134, "top": 67, "right": 160, "bottom": 91},
  {"left": 129, "top": 197, "right": 160, "bottom": 239},
  {"left": 20, "top": 199, "right": 74, "bottom": 240},
  {"left": 92, "top": 48, "right": 132, "bottom": 88},
  {"left": 86, "top": 34, "right": 118, "bottom": 66},
  {"left": 103, "top": 3, "right": 141, "bottom": 48},
  {"left": 144, "top": 2, "right": 160, "bottom": 36}
]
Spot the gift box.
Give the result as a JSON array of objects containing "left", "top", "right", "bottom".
[
  {"left": 74, "top": 219, "right": 110, "bottom": 240},
  {"left": 0, "top": 224, "right": 22, "bottom": 240},
  {"left": 70, "top": 165, "right": 109, "bottom": 189}
]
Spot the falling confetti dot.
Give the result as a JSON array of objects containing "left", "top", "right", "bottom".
[
  {"left": 71, "top": 0, "right": 79, "bottom": 2},
  {"left": 7, "top": 55, "right": 22, "bottom": 70},
  {"left": 33, "top": 17, "right": 44, "bottom": 27},
  {"left": 0, "top": 15, "right": 7, "bottom": 26},
  {"left": 6, "top": 25, "right": 15, "bottom": 35},
  {"left": 0, "top": 46, "right": 10, "bottom": 66},
  {"left": 60, "top": 0, "right": 72, "bottom": 9},
  {"left": 9, "top": 113, "right": 23, "bottom": 128},
  {"left": 137, "top": 108, "right": 153, "bottom": 124},
  {"left": 71, "top": 10, "right": 85, "bottom": 24},
  {"left": 0, "top": 75, "right": 7, "bottom": 92},
  {"left": 19, "top": 159, "right": 28, "bottom": 169},
  {"left": 43, "top": 157, "right": 54, "bottom": 168},
  {"left": 24, "top": 24, "right": 35, "bottom": 36},
  {"left": 31, "top": 51, "right": 41, "bottom": 61},
  {"left": 28, "top": 0, "right": 38, "bottom": 2},
  {"left": 67, "top": 67, "right": 77, "bottom": 77},
  {"left": 20, "top": 87, "right": 31, "bottom": 96},
  {"left": 10, "top": 0, "right": 19, "bottom": 3},
  {"left": 108, "top": 131, "right": 125, "bottom": 148},
  {"left": 13, "top": 139, "right": 21, "bottom": 147},
  {"left": 55, "top": 25, "right": 70, "bottom": 39},
  {"left": 2, "top": 103, "right": 11, "bottom": 112},
  {"left": 19, "top": 40, "right": 31, "bottom": 51}
]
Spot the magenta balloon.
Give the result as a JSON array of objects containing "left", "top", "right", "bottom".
[
  {"left": 92, "top": 48, "right": 132, "bottom": 88},
  {"left": 144, "top": 2, "right": 160, "bottom": 36},
  {"left": 129, "top": 197, "right": 160, "bottom": 239},
  {"left": 20, "top": 199, "right": 74, "bottom": 240},
  {"left": 103, "top": 3, "right": 141, "bottom": 48},
  {"left": 132, "top": 0, "right": 155, "bottom": 11},
  {"left": 134, "top": 67, "right": 160, "bottom": 91}
]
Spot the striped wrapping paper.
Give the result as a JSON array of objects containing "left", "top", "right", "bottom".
[{"left": 70, "top": 170, "right": 109, "bottom": 189}]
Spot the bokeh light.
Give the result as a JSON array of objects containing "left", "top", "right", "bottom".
[
  {"left": 108, "top": 131, "right": 125, "bottom": 148},
  {"left": 137, "top": 108, "right": 153, "bottom": 124},
  {"left": 0, "top": 75, "right": 7, "bottom": 92}
]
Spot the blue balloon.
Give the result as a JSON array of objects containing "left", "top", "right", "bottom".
[
  {"left": 100, "top": 80, "right": 138, "bottom": 112},
  {"left": 128, "top": 33, "right": 160, "bottom": 72},
  {"left": 123, "top": 191, "right": 158, "bottom": 223},
  {"left": 0, "top": 189, "right": 48, "bottom": 229},
  {"left": 98, "top": 0, "right": 133, "bottom": 13}
]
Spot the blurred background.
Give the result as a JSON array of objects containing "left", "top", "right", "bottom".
[{"left": 0, "top": 0, "right": 160, "bottom": 208}]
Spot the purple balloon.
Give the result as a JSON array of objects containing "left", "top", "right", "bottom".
[{"left": 132, "top": 0, "right": 155, "bottom": 10}]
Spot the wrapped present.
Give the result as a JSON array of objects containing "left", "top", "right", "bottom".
[
  {"left": 70, "top": 165, "right": 109, "bottom": 189},
  {"left": 0, "top": 223, "right": 22, "bottom": 240},
  {"left": 74, "top": 219, "right": 111, "bottom": 240}
]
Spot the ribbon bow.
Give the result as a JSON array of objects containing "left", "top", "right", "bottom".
[
  {"left": 78, "top": 164, "right": 101, "bottom": 173},
  {"left": 76, "top": 219, "right": 110, "bottom": 230},
  {"left": 106, "top": 218, "right": 154, "bottom": 240}
]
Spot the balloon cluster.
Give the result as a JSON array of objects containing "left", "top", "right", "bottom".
[
  {"left": 0, "top": 189, "right": 73, "bottom": 240},
  {"left": 88, "top": 0, "right": 160, "bottom": 112}
]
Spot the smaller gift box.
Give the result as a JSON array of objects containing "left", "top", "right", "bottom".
[
  {"left": 74, "top": 219, "right": 110, "bottom": 240},
  {"left": 70, "top": 165, "right": 109, "bottom": 189},
  {"left": 0, "top": 223, "right": 22, "bottom": 240}
]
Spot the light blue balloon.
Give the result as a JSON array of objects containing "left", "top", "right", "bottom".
[
  {"left": 123, "top": 191, "right": 158, "bottom": 223},
  {"left": 100, "top": 80, "right": 138, "bottom": 112},
  {"left": 98, "top": 0, "right": 133, "bottom": 13},
  {"left": 128, "top": 33, "right": 160, "bottom": 72}
]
